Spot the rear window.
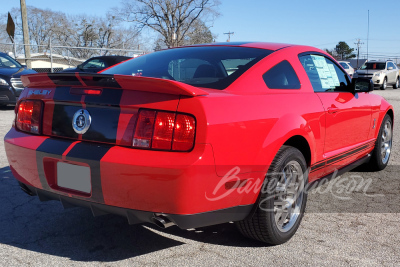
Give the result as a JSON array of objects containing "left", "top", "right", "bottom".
[
  {"left": 360, "top": 62, "right": 386, "bottom": 70},
  {"left": 103, "top": 46, "right": 273, "bottom": 89}
]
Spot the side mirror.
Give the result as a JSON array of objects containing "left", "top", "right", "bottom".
[
  {"left": 352, "top": 78, "right": 374, "bottom": 93},
  {"left": 21, "top": 64, "right": 27, "bottom": 69},
  {"left": 388, "top": 67, "right": 393, "bottom": 70}
]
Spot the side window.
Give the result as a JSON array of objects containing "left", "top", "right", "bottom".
[
  {"left": 340, "top": 62, "right": 349, "bottom": 69},
  {"left": 83, "top": 59, "right": 107, "bottom": 69},
  {"left": 263, "top": 60, "right": 300, "bottom": 89},
  {"left": 299, "top": 54, "right": 350, "bottom": 92},
  {"left": 388, "top": 62, "right": 395, "bottom": 69}
]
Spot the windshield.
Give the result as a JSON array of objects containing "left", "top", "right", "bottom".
[
  {"left": 360, "top": 62, "right": 386, "bottom": 70},
  {"left": 0, "top": 54, "right": 22, "bottom": 68},
  {"left": 103, "top": 46, "right": 273, "bottom": 89}
]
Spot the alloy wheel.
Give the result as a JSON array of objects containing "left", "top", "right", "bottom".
[{"left": 274, "top": 160, "right": 305, "bottom": 232}]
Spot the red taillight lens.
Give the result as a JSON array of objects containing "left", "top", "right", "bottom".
[
  {"left": 133, "top": 110, "right": 156, "bottom": 148},
  {"left": 16, "top": 100, "right": 42, "bottom": 134},
  {"left": 152, "top": 112, "right": 175, "bottom": 149},
  {"left": 173, "top": 114, "right": 196, "bottom": 151},
  {"left": 133, "top": 109, "right": 196, "bottom": 151}
]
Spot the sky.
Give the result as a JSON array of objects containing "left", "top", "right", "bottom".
[{"left": 2, "top": 0, "right": 400, "bottom": 59}]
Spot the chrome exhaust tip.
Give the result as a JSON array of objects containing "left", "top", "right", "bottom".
[{"left": 152, "top": 215, "right": 175, "bottom": 229}]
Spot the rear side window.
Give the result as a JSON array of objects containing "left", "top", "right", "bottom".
[{"left": 263, "top": 61, "right": 300, "bottom": 89}]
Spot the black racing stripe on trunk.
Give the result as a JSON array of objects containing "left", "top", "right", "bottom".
[
  {"left": 53, "top": 87, "right": 82, "bottom": 102},
  {"left": 52, "top": 104, "right": 120, "bottom": 144},
  {"left": 85, "top": 88, "right": 123, "bottom": 106},
  {"left": 52, "top": 104, "right": 80, "bottom": 139},
  {"left": 81, "top": 105, "right": 120, "bottom": 144}
]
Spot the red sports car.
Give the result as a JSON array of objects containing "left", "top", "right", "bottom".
[{"left": 4, "top": 42, "right": 393, "bottom": 245}]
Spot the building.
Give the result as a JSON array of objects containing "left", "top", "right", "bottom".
[{"left": 16, "top": 53, "right": 85, "bottom": 73}]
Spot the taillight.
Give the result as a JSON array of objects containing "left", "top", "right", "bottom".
[
  {"left": 16, "top": 100, "right": 42, "bottom": 134},
  {"left": 133, "top": 109, "right": 196, "bottom": 151}
]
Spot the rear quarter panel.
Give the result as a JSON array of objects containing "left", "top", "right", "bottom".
[{"left": 177, "top": 46, "right": 327, "bottom": 181}]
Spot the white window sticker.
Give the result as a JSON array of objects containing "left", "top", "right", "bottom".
[{"left": 311, "top": 55, "right": 340, "bottom": 89}]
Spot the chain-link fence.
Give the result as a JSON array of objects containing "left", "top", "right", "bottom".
[{"left": 0, "top": 42, "right": 145, "bottom": 73}]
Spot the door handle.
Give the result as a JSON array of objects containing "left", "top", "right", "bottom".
[{"left": 327, "top": 107, "right": 339, "bottom": 114}]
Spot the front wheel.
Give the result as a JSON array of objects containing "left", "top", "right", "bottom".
[
  {"left": 368, "top": 114, "right": 393, "bottom": 171},
  {"left": 393, "top": 77, "right": 399, "bottom": 89},
  {"left": 381, "top": 77, "right": 387, "bottom": 90},
  {"left": 236, "top": 146, "right": 308, "bottom": 245}
]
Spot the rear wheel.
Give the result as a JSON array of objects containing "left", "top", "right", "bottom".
[
  {"left": 393, "top": 77, "right": 399, "bottom": 89},
  {"left": 368, "top": 114, "right": 393, "bottom": 171},
  {"left": 236, "top": 146, "right": 308, "bottom": 245},
  {"left": 381, "top": 77, "right": 387, "bottom": 90}
]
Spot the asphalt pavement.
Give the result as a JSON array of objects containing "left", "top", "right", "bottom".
[{"left": 0, "top": 89, "right": 399, "bottom": 266}]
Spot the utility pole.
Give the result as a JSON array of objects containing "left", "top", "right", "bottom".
[
  {"left": 354, "top": 38, "right": 364, "bottom": 68},
  {"left": 20, "top": 0, "right": 32, "bottom": 69},
  {"left": 224, "top": 31, "right": 234, "bottom": 42}
]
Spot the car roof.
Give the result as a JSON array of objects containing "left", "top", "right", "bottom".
[{"left": 182, "top": 42, "right": 296, "bottom": 51}]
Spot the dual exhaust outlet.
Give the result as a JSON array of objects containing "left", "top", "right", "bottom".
[{"left": 152, "top": 215, "right": 175, "bottom": 229}]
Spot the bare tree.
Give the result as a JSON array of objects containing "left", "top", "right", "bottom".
[
  {"left": 184, "top": 18, "right": 214, "bottom": 45},
  {"left": 113, "top": 0, "right": 220, "bottom": 48}
]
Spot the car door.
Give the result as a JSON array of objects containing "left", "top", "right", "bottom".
[
  {"left": 387, "top": 62, "right": 396, "bottom": 83},
  {"left": 299, "top": 53, "right": 372, "bottom": 174}
]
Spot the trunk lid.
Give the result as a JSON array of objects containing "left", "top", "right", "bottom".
[{"left": 19, "top": 73, "right": 208, "bottom": 146}]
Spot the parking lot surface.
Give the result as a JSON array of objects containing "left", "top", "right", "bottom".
[{"left": 1, "top": 89, "right": 399, "bottom": 266}]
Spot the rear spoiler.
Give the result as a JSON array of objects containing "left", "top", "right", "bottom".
[{"left": 20, "top": 73, "right": 209, "bottom": 97}]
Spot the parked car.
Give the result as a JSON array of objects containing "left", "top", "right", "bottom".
[
  {"left": 60, "top": 55, "right": 132, "bottom": 73},
  {"left": 5, "top": 42, "right": 393, "bottom": 245},
  {"left": 338, "top": 61, "right": 355, "bottom": 77},
  {"left": 0, "top": 52, "right": 36, "bottom": 106},
  {"left": 354, "top": 60, "right": 399, "bottom": 90}
]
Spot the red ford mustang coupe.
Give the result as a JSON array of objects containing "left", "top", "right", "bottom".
[{"left": 4, "top": 42, "right": 393, "bottom": 245}]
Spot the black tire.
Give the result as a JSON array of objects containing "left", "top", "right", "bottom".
[
  {"left": 393, "top": 77, "right": 399, "bottom": 89},
  {"left": 236, "top": 145, "right": 308, "bottom": 245},
  {"left": 368, "top": 114, "right": 393, "bottom": 171},
  {"left": 380, "top": 77, "right": 387, "bottom": 90}
]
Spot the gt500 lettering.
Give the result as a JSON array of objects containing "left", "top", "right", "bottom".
[{"left": 28, "top": 89, "right": 52, "bottom": 96}]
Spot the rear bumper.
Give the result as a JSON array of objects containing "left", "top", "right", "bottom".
[
  {"left": 5, "top": 128, "right": 257, "bottom": 227},
  {"left": 19, "top": 182, "right": 252, "bottom": 229}
]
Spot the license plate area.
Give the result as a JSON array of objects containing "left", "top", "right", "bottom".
[{"left": 57, "top": 162, "right": 91, "bottom": 194}]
